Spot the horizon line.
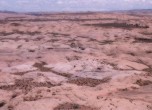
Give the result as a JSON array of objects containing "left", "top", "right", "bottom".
[{"left": 0, "top": 8, "right": 152, "bottom": 14}]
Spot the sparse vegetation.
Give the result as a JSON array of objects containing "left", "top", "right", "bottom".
[
  {"left": 134, "top": 37, "right": 152, "bottom": 43},
  {"left": 0, "top": 30, "right": 41, "bottom": 36},
  {"left": 135, "top": 79, "right": 152, "bottom": 86},
  {"left": 140, "top": 32, "right": 152, "bottom": 35},
  {"left": 10, "top": 23, "right": 21, "bottom": 26},
  {"left": 54, "top": 103, "right": 96, "bottom": 110},
  {"left": 99, "top": 40, "right": 114, "bottom": 45},
  {"left": 0, "top": 78, "right": 55, "bottom": 93},
  {"left": 68, "top": 77, "right": 111, "bottom": 87},
  {"left": 23, "top": 95, "right": 43, "bottom": 101},
  {"left": 33, "top": 62, "right": 72, "bottom": 78},
  {"left": 84, "top": 22, "right": 149, "bottom": 29},
  {"left": 0, "top": 101, "right": 6, "bottom": 108},
  {"left": 33, "top": 62, "right": 51, "bottom": 72},
  {"left": 12, "top": 71, "right": 33, "bottom": 76}
]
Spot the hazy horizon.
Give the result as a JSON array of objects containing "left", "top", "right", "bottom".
[{"left": 0, "top": 0, "right": 152, "bottom": 12}]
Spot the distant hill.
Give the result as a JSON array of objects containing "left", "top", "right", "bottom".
[
  {"left": 0, "top": 10, "right": 17, "bottom": 14},
  {"left": 128, "top": 9, "right": 152, "bottom": 13},
  {"left": 0, "top": 9, "right": 152, "bottom": 15}
]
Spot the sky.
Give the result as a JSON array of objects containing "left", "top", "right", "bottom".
[{"left": 0, "top": 0, "right": 152, "bottom": 12}]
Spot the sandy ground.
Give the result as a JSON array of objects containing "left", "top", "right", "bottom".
[{"left": 0, "top": 11, "right": 152, "bottom": 110}]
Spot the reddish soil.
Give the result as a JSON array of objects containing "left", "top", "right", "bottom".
[{"left": 0, "top": 11, "right": 152, "bottom": 110}]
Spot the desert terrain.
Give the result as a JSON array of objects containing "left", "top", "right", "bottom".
[{"left": 0, "top": 11, "right": 152, "bottom": 110}]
